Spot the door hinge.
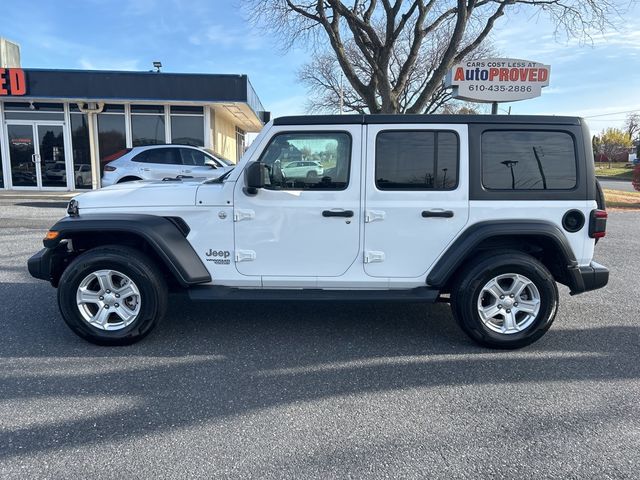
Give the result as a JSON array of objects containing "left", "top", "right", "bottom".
[
  {"left": 365, "top": 210, "right": 386, "bottom": 223},
  {"left": 364, "top": 251, "right": 385, "bottom": 264},
  {"left": 235, "top": 250, "right": 256, "bottom": 262},
  {"left": 234, "top": 209, "right": 255, "bottom": 222}
]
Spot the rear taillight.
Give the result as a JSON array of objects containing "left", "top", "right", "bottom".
[
  {"left": 589, "top": 209, "right": 607, "bottom": 239},
  {"left": 104, "top": 165, "right": 117, "bottom": 172}
]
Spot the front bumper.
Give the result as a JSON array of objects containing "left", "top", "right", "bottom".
[
  {"left": 568, "top": 261, "right": 609, "bottom": 295},
  {"left": 27, "top": 244, "right": 70, "bottom": 287},
  {"left": 28, "top": 248, "right": 53, "bottom": 282}
]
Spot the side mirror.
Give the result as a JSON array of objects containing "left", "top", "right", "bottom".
[
  {"left": 244, "top": 161, "right": 265, "bottom": 194},
  {"left": 204, "top": 159, "right": 218, "bottom": 169}
]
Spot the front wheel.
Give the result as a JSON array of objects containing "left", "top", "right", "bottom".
[
  {"left": 451, "top": 252, "right": 558, "bottom": 349},
  {"left": 57, "top": 246, "right": 168, "bottom": 345}
]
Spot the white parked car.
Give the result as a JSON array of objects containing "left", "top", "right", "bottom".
[
  {"left": 45, "top": 163, "right": 92, "bottom": 187},
  {"left": 101, "top": 145, "right": 233, "bottom": 186},
  {"left": 74, "top": 165, "right": 92, "bottom": 187},
  {"left": 45, "top": 161, "right": 67, "bottom": 181},
  {"left": 282, "top": 160, "right": 324, "bottom": 179}
]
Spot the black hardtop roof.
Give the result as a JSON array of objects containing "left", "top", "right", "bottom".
[{"left": 273, "top": 114, "right": 583, "bottom": 126}]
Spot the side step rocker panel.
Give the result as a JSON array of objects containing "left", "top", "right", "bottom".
[{"left": 188, "top": 286, "right": 440, "bottom": 303}]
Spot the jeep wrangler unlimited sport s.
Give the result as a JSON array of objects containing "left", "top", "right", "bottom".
[{"left": 28, "top": 115, "right": 609, "bottom": 348}]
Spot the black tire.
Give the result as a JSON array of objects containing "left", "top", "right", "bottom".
[
  {"left": 76, "top": 176, "right": 84, "bottom": 187},
  {"left": 451, "top": 252, "right": 558, "bottom": 349},
  {"left": 57, "top": 245, "right": 168, "bottom": 345}
]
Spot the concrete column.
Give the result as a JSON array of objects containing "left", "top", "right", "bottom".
[{"left": 88, "top": 112, "right": 101, "bottom": 190}]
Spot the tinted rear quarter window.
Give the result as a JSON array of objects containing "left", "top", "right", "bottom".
[
  {"left": 375, "top": 131, "right": 458, "bottom": 190},
  {"left": 133, "top": 148, "right": 180, "bottom": 165},
  {"left": 482, "top": 131, "right": 577, "bottom": 190}
]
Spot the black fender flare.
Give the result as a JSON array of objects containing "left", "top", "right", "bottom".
[
  {"left": 43, "top": 214, "right": 211, "bottom": 286},
  {"left": 427, "top": 220, "right": 580, "bottom": 290}
]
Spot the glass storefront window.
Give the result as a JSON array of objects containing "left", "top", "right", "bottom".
[
  {"left": 97, "top": 113, "right": 127, "bottom": 163},
  {"left": 131, "top": 105, "right": 164, "bottom": 114},
  {"left": 131, "top": 114, "right": 165, "bottom": 146},
  {"left": 169, "top": 106, "right": 204, "bottom": 147},
  {"left": 70, "top": 113, "right": 92, "bottom": 189},
  {"left": 170, "top": 106, "right": 203, "bottom": 114},
  {"left": 236, "top": 127, "right": 246, "bottom": 163},
  {"left": 4, "top": 102, "right": 65, "bottom": 121},
  {"left": 170, "top": 115, "right": 204, "bottom": 146}
]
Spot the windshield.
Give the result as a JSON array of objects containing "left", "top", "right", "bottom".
[{"left": 202, "top": 148, "right": 234, "bottom": 166}]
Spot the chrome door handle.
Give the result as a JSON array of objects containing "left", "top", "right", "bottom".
[
  {"left": 422, "top": 210, "right": 454, "bottom": 218},
  {"left": 182, "top": 169, "right": 192, "bottom": 173},
  {"left": 141, "top": 168, "right": 151, "bottom": 171},
  {"left": 323, "top": 210, "right": 354, "bottom": 218}
]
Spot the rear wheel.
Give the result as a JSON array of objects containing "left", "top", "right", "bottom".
[
  {"left": 451, "top": 252, "right": 558, "bottom": 349},
  {"left": 58, "top": 246, "right": 167, "bottom": 345}
]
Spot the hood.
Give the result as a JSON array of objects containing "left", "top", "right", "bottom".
[{"left": 75, "top": 179, "right": 206, "bottom": 209}]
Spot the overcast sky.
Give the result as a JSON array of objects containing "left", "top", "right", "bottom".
[{"left": 2, "top": 0, "right": 638, "bottom": 133}]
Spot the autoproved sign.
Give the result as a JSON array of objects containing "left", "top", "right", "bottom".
[{"left": 445, "top": 58, "right": 550, "bottom": 102}]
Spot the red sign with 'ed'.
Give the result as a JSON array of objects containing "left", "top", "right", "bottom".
[{"left": 0, "top": 68, "right": 27, "bottom": 96}]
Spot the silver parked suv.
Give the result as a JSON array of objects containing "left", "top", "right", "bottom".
[{"left": 101, "top": 145, "right": 233, "bottom": 186}]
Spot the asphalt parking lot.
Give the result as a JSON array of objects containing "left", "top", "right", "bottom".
[{"left": 0, "top": 198, "right": 638, "bottom": 479}]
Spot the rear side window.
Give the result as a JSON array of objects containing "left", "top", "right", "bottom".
[
  {"left": 375, "top": 131, "right": 458, "bottom": 190},
  {"left": 132, "top": 148, "right": 180, "bottom": 165},
  {"left": 481, "top": 131, "right": 577, "bottom": 190}
]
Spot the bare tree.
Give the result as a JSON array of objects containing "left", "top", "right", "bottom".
[
  {"left": 297, "top": 23, "right": 495, "bottom": 113},
  {"left": 245, "top": 0, "right": 626, "bottom": 114},
  {"left": 624, "top": 113, "right": 640, "bottom": 140}
]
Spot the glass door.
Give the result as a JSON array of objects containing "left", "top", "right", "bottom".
[
  {"left": 6, "top": 122, "right": 69, "bottom": 189},
  {"left": 38, "top": 124, "right": 68, "bottom": 188},
  {"left": 7, "top": 124, "right": 37, "bottom": 187}
]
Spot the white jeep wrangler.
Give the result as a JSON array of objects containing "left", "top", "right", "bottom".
[{"left": 28, "top": 114, "right": 609, "bottom": 348}]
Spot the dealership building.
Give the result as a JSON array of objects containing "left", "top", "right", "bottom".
[{"left": 0, "top": 66, "right": 269, "bottom": 191}]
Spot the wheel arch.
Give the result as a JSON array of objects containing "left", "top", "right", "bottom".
[
  {"left": 117, "top": 176, "right": 143, "bottom": 183},
  {"left": 43, "top": 214, "right": 211, "bottom": 288},
  {"left": 428, "top": 220, "right": 580, "bottom": 292}
]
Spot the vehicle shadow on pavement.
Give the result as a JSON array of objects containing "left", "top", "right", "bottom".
[
  {"left": 13, "top": 202, "right": 69, "bottom": 209},
  {"left": 0, "top": 282, "right": 638, "bottom": 460}
]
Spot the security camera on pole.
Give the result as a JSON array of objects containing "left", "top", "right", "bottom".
[{"left": 445, "top": 58, "right": 551, "bottom": 114}]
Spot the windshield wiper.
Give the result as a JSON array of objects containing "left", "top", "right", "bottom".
[{"left": 206, "top": 168, "right": 234, "bottom": 184}]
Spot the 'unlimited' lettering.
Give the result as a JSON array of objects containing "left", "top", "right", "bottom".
[{"left": 0, "top": 68, "right": 27, "bottom": 96}]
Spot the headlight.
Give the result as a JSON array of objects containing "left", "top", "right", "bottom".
[{"left": 67, "top": 199, "right": 79, "bottom": 216}]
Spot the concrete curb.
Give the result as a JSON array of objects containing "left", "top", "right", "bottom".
[
  {"left": 0, "top": 192, "right": 78, "bottom": 200},
  {"left": 596, "top": 176, "right": 632, "bottom": 182}
]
